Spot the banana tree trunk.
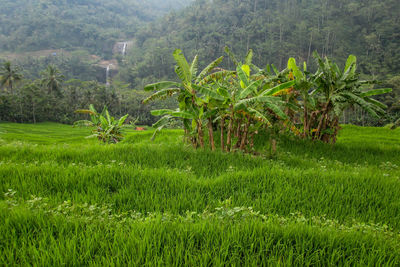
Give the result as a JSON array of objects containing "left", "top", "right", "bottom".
[
  {"left": 192, "top": 136, "right": 198, "bottom": 148},
  {"left": 271, "top": 138, "right": 277, "bottom": 155},
  {"left": 303, "top": 104, "right": 309, "bottom": 138},
  {"left": 197, "top": 121, "right": 204, "bottom": 148},
  {"left": 235, "top": 117, "right": 242, "bottom": 138},
  {"left": 208, "top": 118, "right": 215, "bottom": 151},
  {"left": 331, "top": 116, "right": 340, "bottom": 144},
  {"left": 249, "top": 133, "right": 255, "bottom": 151},
  {"left": 240, "top": 115, "right": 251, "bottom": 151},
  {"left": 220, "top": 117, "right": 225, "bottom": 151},
  {"left": 234, "top": 121, "right": 242, "bottom": 149},
  {"left": 226, "top": 106, "right": 234, "bottom": 152},
  {"left": 315, "top": 102, "right": 329, "bottom": 140}
]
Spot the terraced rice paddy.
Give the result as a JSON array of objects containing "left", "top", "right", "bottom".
[{"left": 1, "top": 122, "right": 400, "bottom": 265}]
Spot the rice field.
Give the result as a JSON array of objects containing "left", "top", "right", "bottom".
[{"left": 1, "top": 122, "right": 400, "bottom": 265}]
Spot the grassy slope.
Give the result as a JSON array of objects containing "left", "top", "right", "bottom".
[{"left": 0, "top": 122, "right": 400, "bottom": 265}]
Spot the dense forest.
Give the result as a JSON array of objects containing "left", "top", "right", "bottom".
[
  {"left": 0, "top": 0, "right": 399, "bottom": 125},
  {"left": 127, "top": 0, "right": 400, "bottom": 79}
]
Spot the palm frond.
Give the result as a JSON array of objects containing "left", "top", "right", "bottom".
[
  {"left": 245, "top": 49, "right": 253, "bottom": 65},
  {"left": 192, "top": 84, "right": 224, "bottom": 101},
  {"left": 198, "top": 70, "right": 235, "bottom": 86},
  {"left": 262, "top": 80, "right": 296, "bottom": 96},
  {"left": 361, "top": 88, "right": 392, "bottom": 97},
  {"left": 341, "top": 92, "right": 378, "bottom": 118}
]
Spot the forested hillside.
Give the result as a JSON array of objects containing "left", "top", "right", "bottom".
[
  {"left": 124, "top": 0, "right": 400, "bottom": 85},
  {"left": 0, "top": 0, "right": 192, "bottom": 57}
]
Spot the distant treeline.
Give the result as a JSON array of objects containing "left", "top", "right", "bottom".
[{"left": 0, "top": 61, "right": 176, "bottom": 125}]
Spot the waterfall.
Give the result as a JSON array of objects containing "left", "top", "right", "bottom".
[
  {"left": 106, "top": 64, "right": 112, "bottom": 86},
  {"left": 122, "top": 42, "right": 127, "bottom": 56}
]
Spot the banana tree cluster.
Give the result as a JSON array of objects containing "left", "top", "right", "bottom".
[
  {"left": 144, "top": 48, "right": 391, "bottom": 152},
  {"left": 144, "top": 48, "right": 296, "bottom": 152}
]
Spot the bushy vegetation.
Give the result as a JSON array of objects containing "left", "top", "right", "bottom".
[{"left": 0, "top": 122, "right": 399, "bottom": 264}]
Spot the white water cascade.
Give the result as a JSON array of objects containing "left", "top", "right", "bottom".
[
  {"left": 122, "top": 42, "right": 127, "bottom": 56},
  {"left": 106, "top": 64, "right": 112, "bottom": 86}
]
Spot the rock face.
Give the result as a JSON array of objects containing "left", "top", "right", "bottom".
[{"left": 113, "top": 41, "right": 133, "bottom": 56}]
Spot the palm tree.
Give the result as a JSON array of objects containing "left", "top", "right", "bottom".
[
  {"left": 40, "top": 65, "right": 65, "bottom": 95},
  {"left": 0, "top": 61, "right": 23, "bottom": 93}
]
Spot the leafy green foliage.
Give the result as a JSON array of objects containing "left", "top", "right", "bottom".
[
  {"left": 40, "top": 65, "right": 65, "bottom": 95},
  {"left": 74, "top": 105, "right": 129, "bottom": 143}
]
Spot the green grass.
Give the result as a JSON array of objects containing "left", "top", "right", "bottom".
[{"left": 1, "top": 122, "right": 400, "bottom": 265}]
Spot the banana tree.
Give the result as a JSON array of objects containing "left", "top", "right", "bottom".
[
  {"left": 218, "top": 47, "right": 293, "bottom": 151},
  {"left": 144, "top": 49, "right": 230, "bottom": 148},
  {"left": 312, "top": 52, "right": 391, "bottom": 142},
  {"left": 287, "top": 58, "right": 316, "bottom": 137},
  {"left": 233, "top": 64, "right": 296, "bottom": 151},
  {"left": 207, "top": 48, "right": 295, "bottom": 152},
  {"left": 74, "top": 104, "right": 129, "bottom": 143}
]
